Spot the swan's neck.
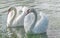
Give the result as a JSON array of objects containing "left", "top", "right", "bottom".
[
  {"left": 30, "top": 10, "right": 37, "bottom": 32},
  {"left": 7, "top": 7, "right": 17, "bottom": 26}
]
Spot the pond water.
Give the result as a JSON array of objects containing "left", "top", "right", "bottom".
[{"left": 0, "top": 0, "right": 60, "bottom": 38}]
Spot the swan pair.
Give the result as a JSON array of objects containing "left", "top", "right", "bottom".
[{"left": 7, "top": 6, "right": 49, "bottom": 35}]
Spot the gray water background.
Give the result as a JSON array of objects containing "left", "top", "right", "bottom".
[{"left": 0, "top": 0, "right": 60, "bottom": 38}]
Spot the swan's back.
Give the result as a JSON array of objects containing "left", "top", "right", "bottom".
[
  {"left": 24, "top": 13, "right": 35, "bottom": 33},
  {"left": 33, "top": 13, "right": 49, "bottom": 34}
]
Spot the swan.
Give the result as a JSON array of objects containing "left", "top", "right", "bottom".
[
  {"left": 7, "top": 6, "right": 23, "bottom": 27},
  {"left": 7, "top": 6, "right": 31, "bottom": 38},
  {"left": 24, "top": 10, "right": 49, "bottom": 34},
  {"left": 24, "top": 8, "right": 37, "bottom": 34},
  {"left": 7, "top": 6, "right": 30, "bottom": 28}
]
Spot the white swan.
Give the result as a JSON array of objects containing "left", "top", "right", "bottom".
[
  {"left": 7, "top": 6, "right": 31, "bottom": 38},
  {"left": 24, "top": 8, "right": 37, "bottom": 34},
  {"left": 7, "top": 6, "right": 23, "bottom": 27},
  {"left": 7, "top": 6, "right": 30, "bottom": 28},
  {"left": 24, "top": 10, "right": 49, "bottom": 34}
]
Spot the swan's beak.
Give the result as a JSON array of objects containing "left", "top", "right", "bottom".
[
  {"left": 27, "top": 9, "right": 31, "bottom": 14},
  {"left": 8, "top": 8, "right": 11, "bottom": 14}
]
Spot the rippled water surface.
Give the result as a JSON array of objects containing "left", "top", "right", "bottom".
[{"left": 0, "top": 0, "right": 60, "bottom": 38}]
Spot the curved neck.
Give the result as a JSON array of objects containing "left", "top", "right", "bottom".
[
  {"left": 8, "top": 7, "right": 17, "bottom": 25},
  {"left": 30, "top": 9, "right": 37, "bottom": 32}
]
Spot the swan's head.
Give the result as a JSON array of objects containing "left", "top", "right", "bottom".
[
  {"left": 8, "top": 7, "right": 16, "bottom": 14},
  {"left": 22, "top": 6, "right": 30, "bottom": 15},
  {"left": 22, "top": 6, "right": 36, "bottom": 15},
  {"left": 8, "top": 7, "right": 12, "bottom": 14}
]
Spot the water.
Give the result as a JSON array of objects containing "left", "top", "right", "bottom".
[{"left": 0, "top": 0, "right": 60, "bottom": 38}]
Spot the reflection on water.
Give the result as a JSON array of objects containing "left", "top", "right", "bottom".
[
  {"left": 25, "top": 32, "right": 48, "bottom": 38},
  {"left": 7, "top": 27, "right": 48, "bottom": 38},
  {"left": 7, "top": 27, "right": 25, "bottom": 38}
]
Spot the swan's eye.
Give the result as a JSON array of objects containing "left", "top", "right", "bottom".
[{"left": 27, "top": 9, "right": 30, "bottom": 14}]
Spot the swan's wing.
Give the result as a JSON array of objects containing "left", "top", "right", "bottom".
[
  {"left": 24, "top": 13, "right": 35, "bottom": 33},
  {"left": 12, "top": 6, "right": 29, "bottom": 26},
  {"left": 12, "top": 13, "right": 25, "bottom": 27},
  {"left": 33, "top": 15, "right": 49, "bottom": 33},
  {"left": 11, "top": 6, "right": 24, "bottom": 27}
]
